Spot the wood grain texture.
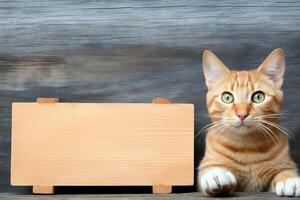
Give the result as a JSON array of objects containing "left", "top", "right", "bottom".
[
  {"left": 36, "top": 98, "right": 59, "bottom": 104},
  {"left": 152, "top": 98, "right": 172, "bottom": 104},
  {"left": 11, "top": 103, "right": 194, "bottom": 187},
  {"left": 32, "top": 186, "right": 54, "bottom": 194},
  {"left": 0, "top": 192, "right": 290, "bottom": 200},
  {"left": 152, "top": 185, "right": 172, "bottom": 194},
  {"left": 0, "top": 0, "right": 300, "bottom": 194}
]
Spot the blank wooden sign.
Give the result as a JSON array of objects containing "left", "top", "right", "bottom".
[{"left": 11, "top": 99, "right": 194, "bottom": 194}]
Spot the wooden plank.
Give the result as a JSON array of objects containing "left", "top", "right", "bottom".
[
  {"left": 32, "top": 185, "right": 54, "bottom": 194},
  {"left": 152, "top": 185, "right": 172, "bottom": 194},
  {"left": 11, "top": 103, "right": 194, "bottom": 187},
  {"left": 36, "top": 98, "right": 59, "bottom": 104},
  {"left": 0, "top": 192, "right": 285, "bottom": 200},
  {"left": 152, "top": 97, "right": 172, "bottom": 104},
  {"left": 1, "top": 1, "right": 300, "bottom": 55}
]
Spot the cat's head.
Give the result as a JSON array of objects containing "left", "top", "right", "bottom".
[{"left": 202, "top": 49, "right": 285, "bottom": 135}]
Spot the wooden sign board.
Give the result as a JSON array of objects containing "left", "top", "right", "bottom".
[{"left": 11, "top": 99, "right": 194, "bottom": 194}]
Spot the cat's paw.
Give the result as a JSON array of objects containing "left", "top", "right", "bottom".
[
  {"left": 275, "top": 178, "right": 300, "bottom": 197},
  {"left": 199, "top": 168, "right": 237, "bottom": 196}
]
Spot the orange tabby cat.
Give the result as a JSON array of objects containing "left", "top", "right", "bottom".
[{"left": 198, "top": 48, "right": 300, "bottom": 197}]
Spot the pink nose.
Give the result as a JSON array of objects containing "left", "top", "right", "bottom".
[{"left": 237, "top": 114, "right": 249, "bottom": 121}]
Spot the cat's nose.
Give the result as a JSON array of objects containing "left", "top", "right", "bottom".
[{"left": 236, "top": 114, "right": 249, "bottom": 121}]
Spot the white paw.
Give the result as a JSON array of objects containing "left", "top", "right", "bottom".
[
  {"left": 199, "top": 168, "right": 237, "bottom": 196},
  {"left": 275, "top": 178, "right": 300, "bottom": 197}
]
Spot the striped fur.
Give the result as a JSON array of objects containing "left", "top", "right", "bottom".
[{"left": 198, "top": 49, "right": 299, "bottom": 196}]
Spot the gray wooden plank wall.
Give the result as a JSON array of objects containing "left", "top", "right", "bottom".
[{"left": 0, "top": 0, "right": 300, "bottom": 194}]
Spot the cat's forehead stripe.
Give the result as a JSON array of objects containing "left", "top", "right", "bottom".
[{"left": 230, "top": 71, "right": 255, "bottom": 91}]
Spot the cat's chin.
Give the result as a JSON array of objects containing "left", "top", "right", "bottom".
[{"left": 228, "top": 124, "right": 255, "bottom": 135}]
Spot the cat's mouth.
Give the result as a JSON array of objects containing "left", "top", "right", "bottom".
[
  {"left": 236, "top": 124, "right": 249, "bottom": 128},
  {"left": 234, "top": 121, "right": 251, "bottom": 128}
]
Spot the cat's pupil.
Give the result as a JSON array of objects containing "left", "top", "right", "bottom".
[
  {"left": 252, "top": 91, "right": 265, "bottom": 103},
  {"left": 222, "top": 92, "right": 234, "bottom": 103}
]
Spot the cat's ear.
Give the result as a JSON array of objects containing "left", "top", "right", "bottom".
[
  {"left": 202, "top": 50, "right": 230, "bottom": 89},
  {"left": 257, "top": 48, "right": 285, "bottom": 88}
]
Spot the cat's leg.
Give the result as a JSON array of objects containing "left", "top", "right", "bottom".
[
  {"left": 198, "top": 167, "right": 237, "bottom": 196},
  {"left": 271, "top": 170, "right": 300, "bottom": 197}
]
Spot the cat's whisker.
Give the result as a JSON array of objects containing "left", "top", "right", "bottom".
[
  {"left": 200, "top": 113, "right": 235, "bottom": 119},
  {"left": 258, "top": 119, "right": 292, "bottom": 138},
  {"left": 255, "top": 124, "right": 271, "bottom": 145},
  {"left": 206, "top": 121, "right": 236, "bottom": 134},
  {"left": 203, "top": 119, "right": 238, "bottom": 139},
  {"left": 210, "top": 116, "right": 234, "bottom": 119},
  {"left": 257, "top": 123, "right": 274, "bottom": 144},
  {"left": 258, "top": 113, "right": 283, "bottom": 116},
  {"left": 198, "top": 120, "right": 223, "bottom": 133},
  {"left": 261, "top": 123, "right": 280, "bottom": 144},
  {"left": 253, "top": 113, "right": 289, "bottom": 120},
  {"left": 197, "top": 119, "right": 235, "bottom": 136},
  {"left": 254, "top": 124, "right": 270, "bottom": 143},
  {"left": 213, "top": 124, "right": 225, "bottom": 135},
  {"left": 207, "top": 123, "right": 227, "bottom": 139},
  {"left": 200, "top": 120, "right": 223, "bottom": 130},
  {"left": 257, "top": 116, "right": 284, "bottom": 119},
  {"left": 212, "top": 121, "right": 239, "bottom": 138},
  {"left": 215, "top": 125, "right": 227, "bottom": 137},
  {"left": 257, "top": 123, "right": 279, "bottom": 144},
  {"left": 195, "top": 120, "right": 224, "bottom": 139},
  {"left": 203, "top": 123, "right": 225, "bottom": 132},
  {"left": 196, "top": 113, "right": 292, "bottom": 143},
  {"left": 252, "top": 116, "right": 292, "bottom": 137}
]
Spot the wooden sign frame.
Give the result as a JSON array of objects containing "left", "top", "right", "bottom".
[{"left": 11, "top": 97, "right": 194, "bottom": 194}]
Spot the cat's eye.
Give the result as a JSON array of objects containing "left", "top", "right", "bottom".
[
  {"left": 252, "top": 91, "right": 265, "bottom": 103},
  {"left": 221, "top": 92, "right": 234, "bottom": 104}
]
